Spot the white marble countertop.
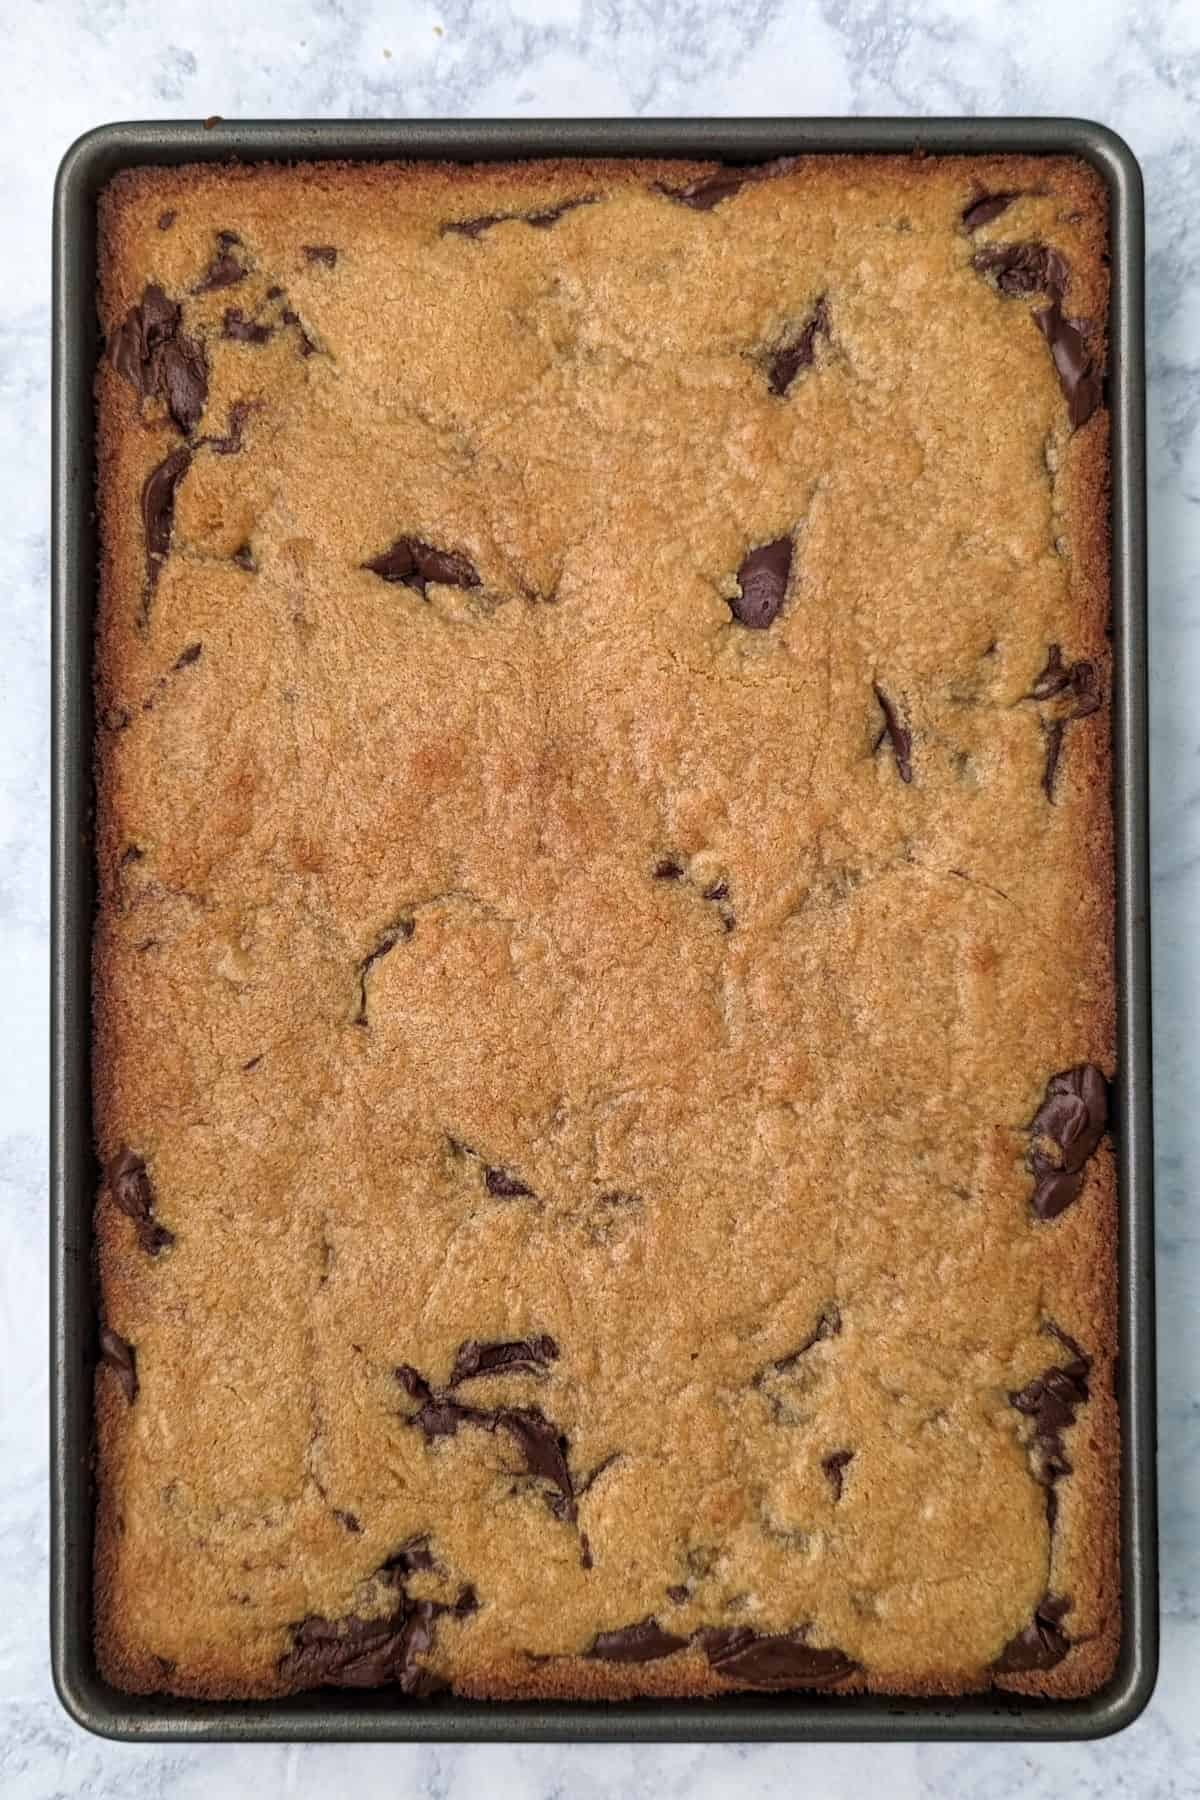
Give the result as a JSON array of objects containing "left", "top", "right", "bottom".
[{"left": 3, "top": 0, "right": 1197, "bottom": 1792}]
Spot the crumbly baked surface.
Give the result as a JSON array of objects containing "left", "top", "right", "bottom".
[{"left": 93, "top": 153, "right": 1117, "bottom": 1703}]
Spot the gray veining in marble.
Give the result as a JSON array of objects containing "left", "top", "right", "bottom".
[{"left": 3, "top": 0, "right": 1197, "bottom": 1792}]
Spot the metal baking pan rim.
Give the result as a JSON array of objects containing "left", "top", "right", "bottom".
[{"left": 51, "top": 115, "right": 1156, "bottom": 1743}]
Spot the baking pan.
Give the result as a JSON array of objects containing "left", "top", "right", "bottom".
[{"left": 51, "top": 117, "right": 1156, "bottom": 1742}]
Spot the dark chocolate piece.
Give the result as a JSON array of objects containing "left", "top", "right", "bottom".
[
  {"left": 141, "top": 446, "right": 192, "bottom": 600},
  {"left": 588, "top": 1618, "right": 688, "bottom": 1662},
  {"left": 653, "top": 857, "right": 684, "bottom": 880},
  {"left": 304, "top": 245, "right": 338, "bottom": 266},
  {"left": 484, "top": 1166, "right": 534, "bottom": 1198},
  {"left": 701, "top": 1627, "right": 856, "bottom": 1688},
  {"left": 972, "top": 241, "right": 1068, "bottom": 298},
  {"left": 822, "top": 1448, "right": 854, "bottom": 1501},
  {"left": 449, "top": 1335, "right": 559, "bottom": 1385},
  {"left": 158, "top": 210, "right": 176, "bottom": 230},
  {"left": 231, "top": 543, "right": 256, "bottom": 572},
  {"left": 397, "top": 1361, "right": 578, "bottom": 1527},
  {"left": 768, "top": 296, "right": 830, "bottom": 397},
  {"left": 334, "top": 1509, "right": 362, "bottom": 1533},
  {"left": 872, "top": 682, "right": 913, "bottom": 783},
  {"left": 382, "top": 1537, "right": 436, "bottom": 1576},
  {"left": 702, "top": 880, "right": 730, "bottom": 902},
  {"left": 1028, "top": 1064, "right": 1108, "bottom": 1219},
  {"left": 1027, "top": 643, "right": 1071, "bottom": 699},
  {"left": 174, "top": 641, "right": 203, "bottom": 669},
  {"left": 732, "top": 537, "right": 792, "bottom": 629},
  {"left": 110, "top": 284, "right": 208, "bottom": 436},
  {"left": 110, "top": 284, "right": 179, "bottom": 396},
  {"left": 496, "top": 1407, "right": 575, "bottom": 1519},
  {"left": 442, "top": 196, "right": 596, "bottom": 239},
  {"left": 279, "top": 307, "right": 318, "bottom": 356},
  {"left": 280, "top": 1603, "right": 445, "bottom": 1694},
  {"left": 157, "top": 339, "right": 208, "bottom": 436},
  {"left": 993, "top": 1594, "right": 1072, "bottom": 1673},
  {"left": 107, "top": 1145, "right": 174, "bottom": 1256},
  {"left": 363, "top": 537, "right": 481, "bottom": 598},
  {"left": 961, "top": 193, "right": 1018, "bottom": 231},
  {"left": 99, "top": 1325, "right": 138, "bottom": 1403},
  {"left": 666, "top": 1584, "right": 690, "bottom": 1604},
  {"left": 1010, "top": 1327, "right": 1091, "bottom": 1501},
  {"left": 197, "top": 233, "right": 248, "bottom": 291},
  {"left": 1035, "top": 302, "right": 1103, "bottom": 429},
  {"left": 222, "top": 307, "right": 272, "bottom": 344},
  {"left": 656, "top": 155, "right": 797, "bottom": 210}
]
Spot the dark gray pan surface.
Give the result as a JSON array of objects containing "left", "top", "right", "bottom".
[{"left": 51, "top": 117, "right": 1155, "bottom": 1741}]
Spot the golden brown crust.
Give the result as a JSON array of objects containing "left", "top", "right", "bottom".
[{"left": 94, "top": 153, "right": 1116, "bottom": 1703}]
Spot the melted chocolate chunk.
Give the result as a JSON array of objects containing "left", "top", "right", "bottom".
[
  {"left": 280, "top": 307, "right": 318, "bottom": 356},
  {"left": 382, "top": 1537, "right": 436, "bottom": 1576},
  {"left": 497, "top": 1407, "right": 576, "bottom": 1520},
  {"left": 280, "top": 1603, "right": 445, "bottom": 1693},
  {"left": 768, "top": 296, "right": 830, "bottom": 397},
  {"left": 961, "top": 193, "right": 1018, "bottom": 231},
  {"left": 993, "top": 1594, "right": 1072, "bottom": 1673},
  {"left": 1028, "top": 1064, "right": 1109, "bottom": 1219},
  {"left": 304, "top": 245, "right": 338, "bottom": 266},
  {"left": 110, "top": 284, "right": 178, "bottom": 395},
  {"left": 972, "top": 242, "right": 1101, "bottom": 428},
  {"left": 656, "top": 157, "right": 797, "bottom": 212},
  {"left": 141, "top": 447, "right": 192, "bottom": 600},
  {"left": 701, "top": 1627, "right": 856, "bottom": 1688},
  {"left": 110, "top": 285, "right": 208, "bottom": 435},
  {"left": 363, "top": 537, "right": 481, "bottom": 598},
  {"left": 397, "top": 1362, "right": 577, "bottom": 1523},
  {"left": 484, "top": 1166, "right": 534, "bottom": 1198},
  {"left": 1010, "top": 1327, "right": 1091, "bottom": 1504},
  {"left": 156, "top": 341, "right": 207, "bottom": 436},
  {"left": 732, "top": 537, "right": 793, "bottom": 629},
  {"left": 822, "top": 1448, "right": 854, "bottom": 1501},
  {"left": 396, "top": 1364, "right": 433, "bottom": 1403},
  {"left": 872, "top": 683, "right": 913, "bottom": 783},
  {"left": 661, "top": 167, "right": 747, "bottom": 210},
  {"left": 107, "top": 1146, "right": 174, "bottom": 1256},
  {"left": 972, "top": 241, "right": 1068, "bottom": 298},
  {"left": 99, "top": 1325, "right": 138, "bottom": 1402},
  {"left": 588, "top": 1618, "right": 688, "bottom": 1662},
  {"left": 449, "top": 1335, "right": 559, "bottom": 1386},
  {"left": 442, "top": 196, "right": 597, "bottom": 239},
  {"left": 222, "top": 307, "right": 272, "bottom": 344},
  {"left": 1027, "top": 643, "right": 1071, "bottom": 699},
  {"left": 653, "top": 857, "right": 684, "bottom": 880},
  {"left": 1036, "top": 302, "right": 1103, "bottom": 428},
  {"left": 197, "top": 233, "right": 248, "bottom": 291}
]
